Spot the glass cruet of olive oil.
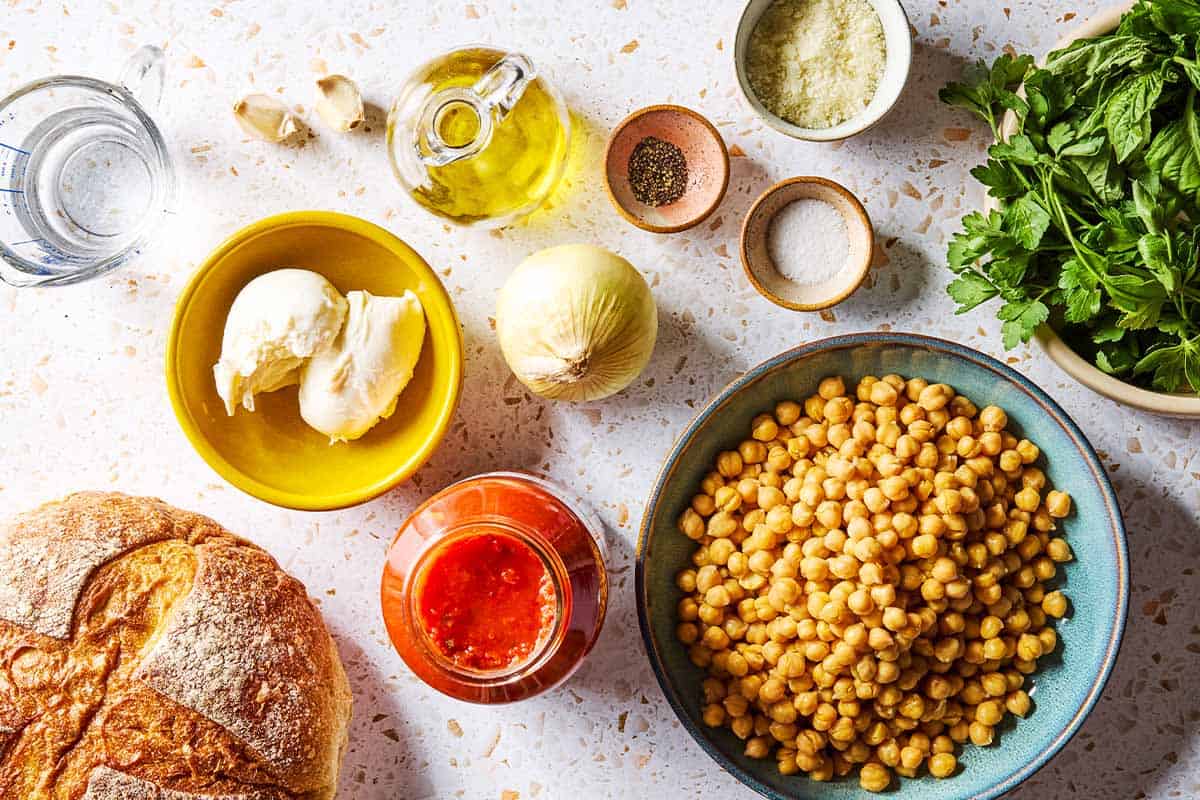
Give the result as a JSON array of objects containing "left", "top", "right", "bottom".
[{"left": 388, "top": 46, "right": 571, "bottom": 228}]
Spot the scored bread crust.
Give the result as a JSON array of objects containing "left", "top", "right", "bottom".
[
  {"left": 0, "top": 493, "right": 352, "bottom": 800},
  {"left": 80, "top": 767, "right": 281, "bottom": 799}
]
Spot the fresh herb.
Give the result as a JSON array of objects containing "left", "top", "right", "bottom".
[
  {"left": 940, "top": 0, "right": 1200, "bottom": 393},
  {"left": 628, "top": 136, "right": 688, "bottom": 207}
]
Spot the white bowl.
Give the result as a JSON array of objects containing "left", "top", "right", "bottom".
[{"left": 734, "top": 0, "right": 913, "bottom": 141}]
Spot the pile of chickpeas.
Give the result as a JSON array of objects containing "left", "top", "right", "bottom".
[{"left": 673, "top": 375, "right": 1072, "bottom": 792}]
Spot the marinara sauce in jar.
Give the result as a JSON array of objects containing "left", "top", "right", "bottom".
[{"left": 381, "top": 472, "right": 608, "bottom": 703}]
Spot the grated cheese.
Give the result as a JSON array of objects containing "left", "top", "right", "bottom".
[{"left": 746, "top": 0, "right": 887, "bottom": 129}]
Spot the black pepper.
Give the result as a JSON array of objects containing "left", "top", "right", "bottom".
[{"left": 627, "top": 136, "right": 688, "bottom": 207}]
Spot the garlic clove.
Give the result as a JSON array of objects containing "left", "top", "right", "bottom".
[
  {"left": 315, "top": 74, "right": 364, "bottom": 132},
  {"left": 233, "top": 93, "right": 299, "bottom": 142}
]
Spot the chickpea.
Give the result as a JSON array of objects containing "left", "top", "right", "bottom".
[
  {"left": 859, "top": 762, "right": 891, "bottom": 792},
  {"left": 695, "top": 564, "right": 720, "bottom": 592},
  {"left": 775, "top": 400, "right": 802, "bottom": 426},
  {"left": 708, "top": 538, "right": 736, "bottom": 566},
  {"left": 928, "top": 751, "right": 957, "bottom": 778},
  {"left": 1045, "top": 490, "right": 1071, "bottom": 518},
  {"left": 822, "top": 397, "right": 852, "bottom": 425},
  {"left": 1015, "top": 439, "right": 1039, "bottom": 464},
  {"left": 968, "top": 721, "right": 994, "bottom": 746},
  {"left": 1046, "top": 537, "right": 1073, "bottom": 563},
  {"left": 676, "top": 622, "right": 699, "bottom": 644},
  {"left": 898, "top": 745, "right": 923, "bottom": 770},
  {"left": 950, "top": 395, "right": 978, "bottom": 419},
  {"left": 862, "top": 487, "right": 887, "bottom": 514},
  {"left": 765, "top": 447, "right": 791, "bottom": 474},
  {"left": 985, "top": 682, "right": 1024, "bottom": 716},
  {"left": 745, "top": 736, "right": 771, "bottom": 759},
  {"left": 978, "top": 405, "right": 1007, "bottom": 432},
  {"left": 918, "top": 514, "right": 947, "bottom": 538},
  {"left": 908, "top": 533, "right": 937, "bottom": 559},
  {"left": 879, "top": 476, "right": 910, "bottom": 501},
  {"left": 946, "top": 416, "right": 973, "bottom": 440},
  {"left": 917, "top": 384, "right": 954, "bottom": 411},
  {"left": 880, "top": 607, "right": 907, "bottom": 632},
  {"left": 982, "top": 637, "right": 1007, "bottom": 661},
  {"left": 869, "top": 381, "right": 899, "bottom": 407},
  {"left": 713, "top": 485, "right": 741, "bottom": 514},
  {"left": 702, "top": 624, "right": 731, "bottom": 649},
  {"left": 746, "top": 415, "right": 777, "bottom": 443},
  {"left": 740, "top": 440, "right": 768, "bottom": 465},
  {"left": 692, "top": 493, "right": 716, "bottom": 517},
  {"left": 815, "top": 500, "right": 843, "bottom": 530},
  {"left": 678, "top": 509, "right": 704, "bottom": 540},
  {"left": 998, "top": 449, "right": 1022, "bottom": 473},
  {"left": 1014, "top": 487, "right": 1041, "bottom": 513},
  {"left": 717, "top": 450, "right": 744, "bottom": 478},
  {"left": 702, "top": 703, "right": 726, "bottom": 727},
  {"left": 757, "top": 485, "right": 786, "bottom": 512},
  {"left": 1042, "top": 590, "right": 1068, "bottom": 619},
  {"left": 819, "top": 376, "right": 846, "bottom": 400},
  {"left": 705, "top": 583, "right": 733, "bottom": 608},
  {"left": 1015, "top": 633, "right": 1043, "bottom": 662},
  {"left": 975, "top": 699, "right": 1004, "bottom": 727}
]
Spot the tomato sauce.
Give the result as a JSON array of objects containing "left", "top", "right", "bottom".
[
  {"left": 416, "top": 531, "right": 556, "bottom": 672},
  {"left": 381, "top": 472, "right": 608, "bottom": 703}
]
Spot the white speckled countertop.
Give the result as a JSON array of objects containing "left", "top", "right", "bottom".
[{"left": 1, "top": 1, "right": 1197, "bottom": 798}]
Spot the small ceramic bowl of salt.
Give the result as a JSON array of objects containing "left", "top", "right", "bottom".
[{"left": 739, "top": 177, "right": 874, "bottom": 311}]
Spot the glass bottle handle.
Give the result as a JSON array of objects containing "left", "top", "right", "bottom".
[
  {"left": 415, "top": 52, "right": 536, "bottom": 168},
  {"left": 119, "top": 45, "right": 165, "bottom": 109},
  {"left": 472, "top": 52, "right": 534, "bottom": 123}
]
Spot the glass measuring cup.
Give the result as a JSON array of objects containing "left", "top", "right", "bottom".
[{"left": 0, "top": 46, "right": 176, "bottom": 287}]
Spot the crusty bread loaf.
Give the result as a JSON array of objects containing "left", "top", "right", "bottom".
[{"left": 0, "top": 493, "right": 352, "bottom": 800}]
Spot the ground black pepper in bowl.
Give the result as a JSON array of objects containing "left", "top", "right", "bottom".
[{"left": 627, "top": 136, "right": 688, "bottom": 207}]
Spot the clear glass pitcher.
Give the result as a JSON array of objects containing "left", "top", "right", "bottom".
[
  {"left": 0, "top": 45, "right": 176, "bottom": 287},
  {"left": 387, "top": 46, "right": 570, "bottom": 229}
]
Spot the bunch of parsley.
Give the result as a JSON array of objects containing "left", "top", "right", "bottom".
[{"left": 940, "top": 0, "right": 1200, "bottom": 393}]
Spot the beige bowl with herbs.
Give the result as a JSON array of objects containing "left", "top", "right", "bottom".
[
  {"left": 734, "top": 0, "right": 913, "bottom": 141},
  {"left": 990, "top": 2, "right": 1200, "bottom": 418}
]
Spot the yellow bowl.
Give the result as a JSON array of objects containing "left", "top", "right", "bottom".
[{"left": 166, "top": 211, "right": 464, "bottom": 510}]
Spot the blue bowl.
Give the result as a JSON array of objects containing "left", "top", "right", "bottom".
[{"left": 636, "top": 332, "right": 1128, "bottom": 800}]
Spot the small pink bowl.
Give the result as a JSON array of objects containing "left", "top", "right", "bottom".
[{"left": 604, "top": 105, "right": 730, "bottom": 234}]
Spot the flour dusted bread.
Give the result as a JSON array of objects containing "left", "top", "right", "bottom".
[{"left": 0, "top": 493, "right": 352, "bottom": 800}]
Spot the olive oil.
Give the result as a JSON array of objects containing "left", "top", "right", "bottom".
[{"left": 388, "top": 47, "right": 570, "bottom": 228}]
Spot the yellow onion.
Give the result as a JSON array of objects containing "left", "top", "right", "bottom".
[{"left": 496, "top": 244, "right": 658, "bottom": 402}]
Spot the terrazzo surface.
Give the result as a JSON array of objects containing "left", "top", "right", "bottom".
[{"left": 0, "top": 1, "right": 1197, "bottom": 798}]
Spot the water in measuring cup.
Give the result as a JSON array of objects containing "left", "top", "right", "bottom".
[{"left": 3, "top": 105, "right": 157, "bottom": 263}]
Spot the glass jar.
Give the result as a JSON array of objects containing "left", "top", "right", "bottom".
[{"left": 381, "top": 471, "right": 607, "bottom": 703}]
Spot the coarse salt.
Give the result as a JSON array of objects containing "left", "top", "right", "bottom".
[{"left": 767, "top": 198, "right": 849, "bottom": 285}]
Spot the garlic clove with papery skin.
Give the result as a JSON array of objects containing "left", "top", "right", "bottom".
[
  {"left": 315, "top": 74, "right": 364, "bottom": 132},
  {"left": 233, "top": 93, "right": 299, "bottom": 142}
]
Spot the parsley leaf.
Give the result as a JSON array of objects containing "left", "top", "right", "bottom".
[
  {"left": 1134, "top": 336, "right": 1200, "bottom": 392},
  {"left": 948, "top": 273, "right": 1000, "bottom": 312},
  {"left": 1003, "top": 193, "right": 1052, "bottom": 250},
  {"left": 998, "top": 299, "right": 1050, "bottom": 348},
  {"left": 1058, "top": 259, "right": 1103, "bottom": 322}
]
